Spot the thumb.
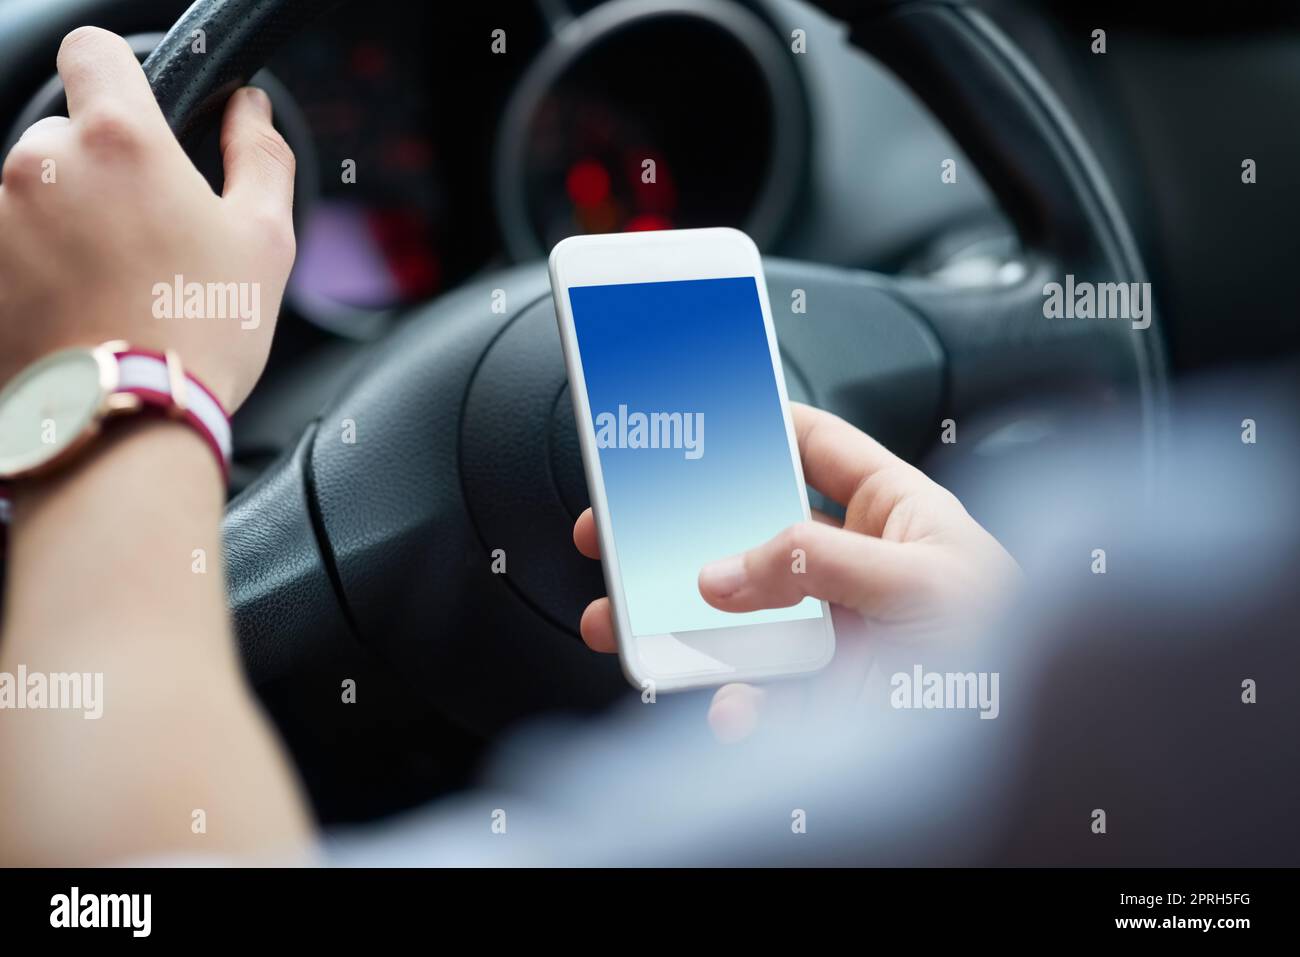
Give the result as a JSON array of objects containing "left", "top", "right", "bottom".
[
  {"left": 220, "top": 87, "right": 296, "bottom": 224},
  {"left": 698, "top": 520, "right": 928, "bottom": 619}
]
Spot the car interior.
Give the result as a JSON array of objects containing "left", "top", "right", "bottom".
[{"left": 0, "top": 0, "right": 1295, "bottom": 827}]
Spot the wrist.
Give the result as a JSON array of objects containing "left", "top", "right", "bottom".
[
  {"left": 1, "top": 414, "right": 227, "bottom": 668},
  {"left": 7, "top": 415, "right": 224, "bottom": 564},
  {"left": 13, "top": 414, "right": 223, "bottom": 504}
]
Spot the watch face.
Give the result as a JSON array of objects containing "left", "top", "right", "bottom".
[{"left": 0, "top": 348, "right": 113, "bottom": 478}]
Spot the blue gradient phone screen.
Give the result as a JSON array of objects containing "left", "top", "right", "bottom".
[{"left": 568, "top": 276, "right": 823, "bottom": 636}]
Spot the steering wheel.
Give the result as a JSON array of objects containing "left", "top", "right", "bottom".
[{"left": 140, "top": 0, "right": 1167, "bottom": 735}]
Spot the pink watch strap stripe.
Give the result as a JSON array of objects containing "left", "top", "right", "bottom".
[{"left": 112, "top": 350, "right": 232, "bottom": 478}]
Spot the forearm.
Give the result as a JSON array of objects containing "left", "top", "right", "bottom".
[{"left": 0, "top": 419, "right": 312, "bottom": 864}]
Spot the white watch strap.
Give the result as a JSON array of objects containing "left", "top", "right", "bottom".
[{"left": 115, "top": 352, "right": 233, "bottom": 466}]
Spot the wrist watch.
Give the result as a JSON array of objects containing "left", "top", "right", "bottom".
[{"left": 0, "top": 341, "right": 231, "bottom": 511}]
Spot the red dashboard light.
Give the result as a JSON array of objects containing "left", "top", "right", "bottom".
[
  {"left": 566, "top": 160, "right": 611, "bottom": 208},
  {"left": 626, "top": 214, "right": 672, "bottom": 232},
  {"left": 349, "top": 42, "right": 388, "bottom": 79}
]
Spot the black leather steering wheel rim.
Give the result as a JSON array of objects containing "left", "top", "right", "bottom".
[
  {"left": 142, "top": 0, "right": 340, "bottom": 149},
  {"left": 139, "top": 0, "right": 1169, "bottom": 735}
]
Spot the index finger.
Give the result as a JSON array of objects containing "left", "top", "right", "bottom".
[{"left": 57, "top": 27, "right": 164, "bottom": 124}]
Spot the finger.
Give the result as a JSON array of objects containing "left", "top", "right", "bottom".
[
  {"left": 579, "top": 597, "right": 617, "bottom": 653},
  {"left": 791, "top": 403, "right": 916, "bottom": 507},
  {"left": 220, "top": 87, "right": 295, "bottom": 220},
  {"left": 15, "top": 115, "right": 71, "bottom": 143},
  {"left": 707, "top": 683, "right": 766, "bottom": 743},
  {"left": 2, "top": 117, "right": 70, "bottom": 189},
  {"left": 699, "top": 519, "right": 925, "bottom": 618},
  {"left": 57, "top": 27, "right": 162, "bottom": 123},
  {"left": 573, "top": 508, "right": 601, "bottom": 560}
]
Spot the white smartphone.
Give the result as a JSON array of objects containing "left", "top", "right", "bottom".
[{"left": 549, "top": 227, "right": 835, "bottom": 693}]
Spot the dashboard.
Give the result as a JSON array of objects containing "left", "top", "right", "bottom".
[
  {"left": 0, "top": 0, "right": 1001, "bottom": 489},
  {"left": 121, "top": 0, "right": 995, "bottom": 338},
  {"left": 272, "top": 0, "right": 811, "bottom": 328},
  {"left": 269, "top": 2, "right": 542, "bottom": 323}
]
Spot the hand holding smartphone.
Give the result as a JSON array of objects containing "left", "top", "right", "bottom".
[{"left": 550, "top": 227, "right": 835, "bottom": 692}]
